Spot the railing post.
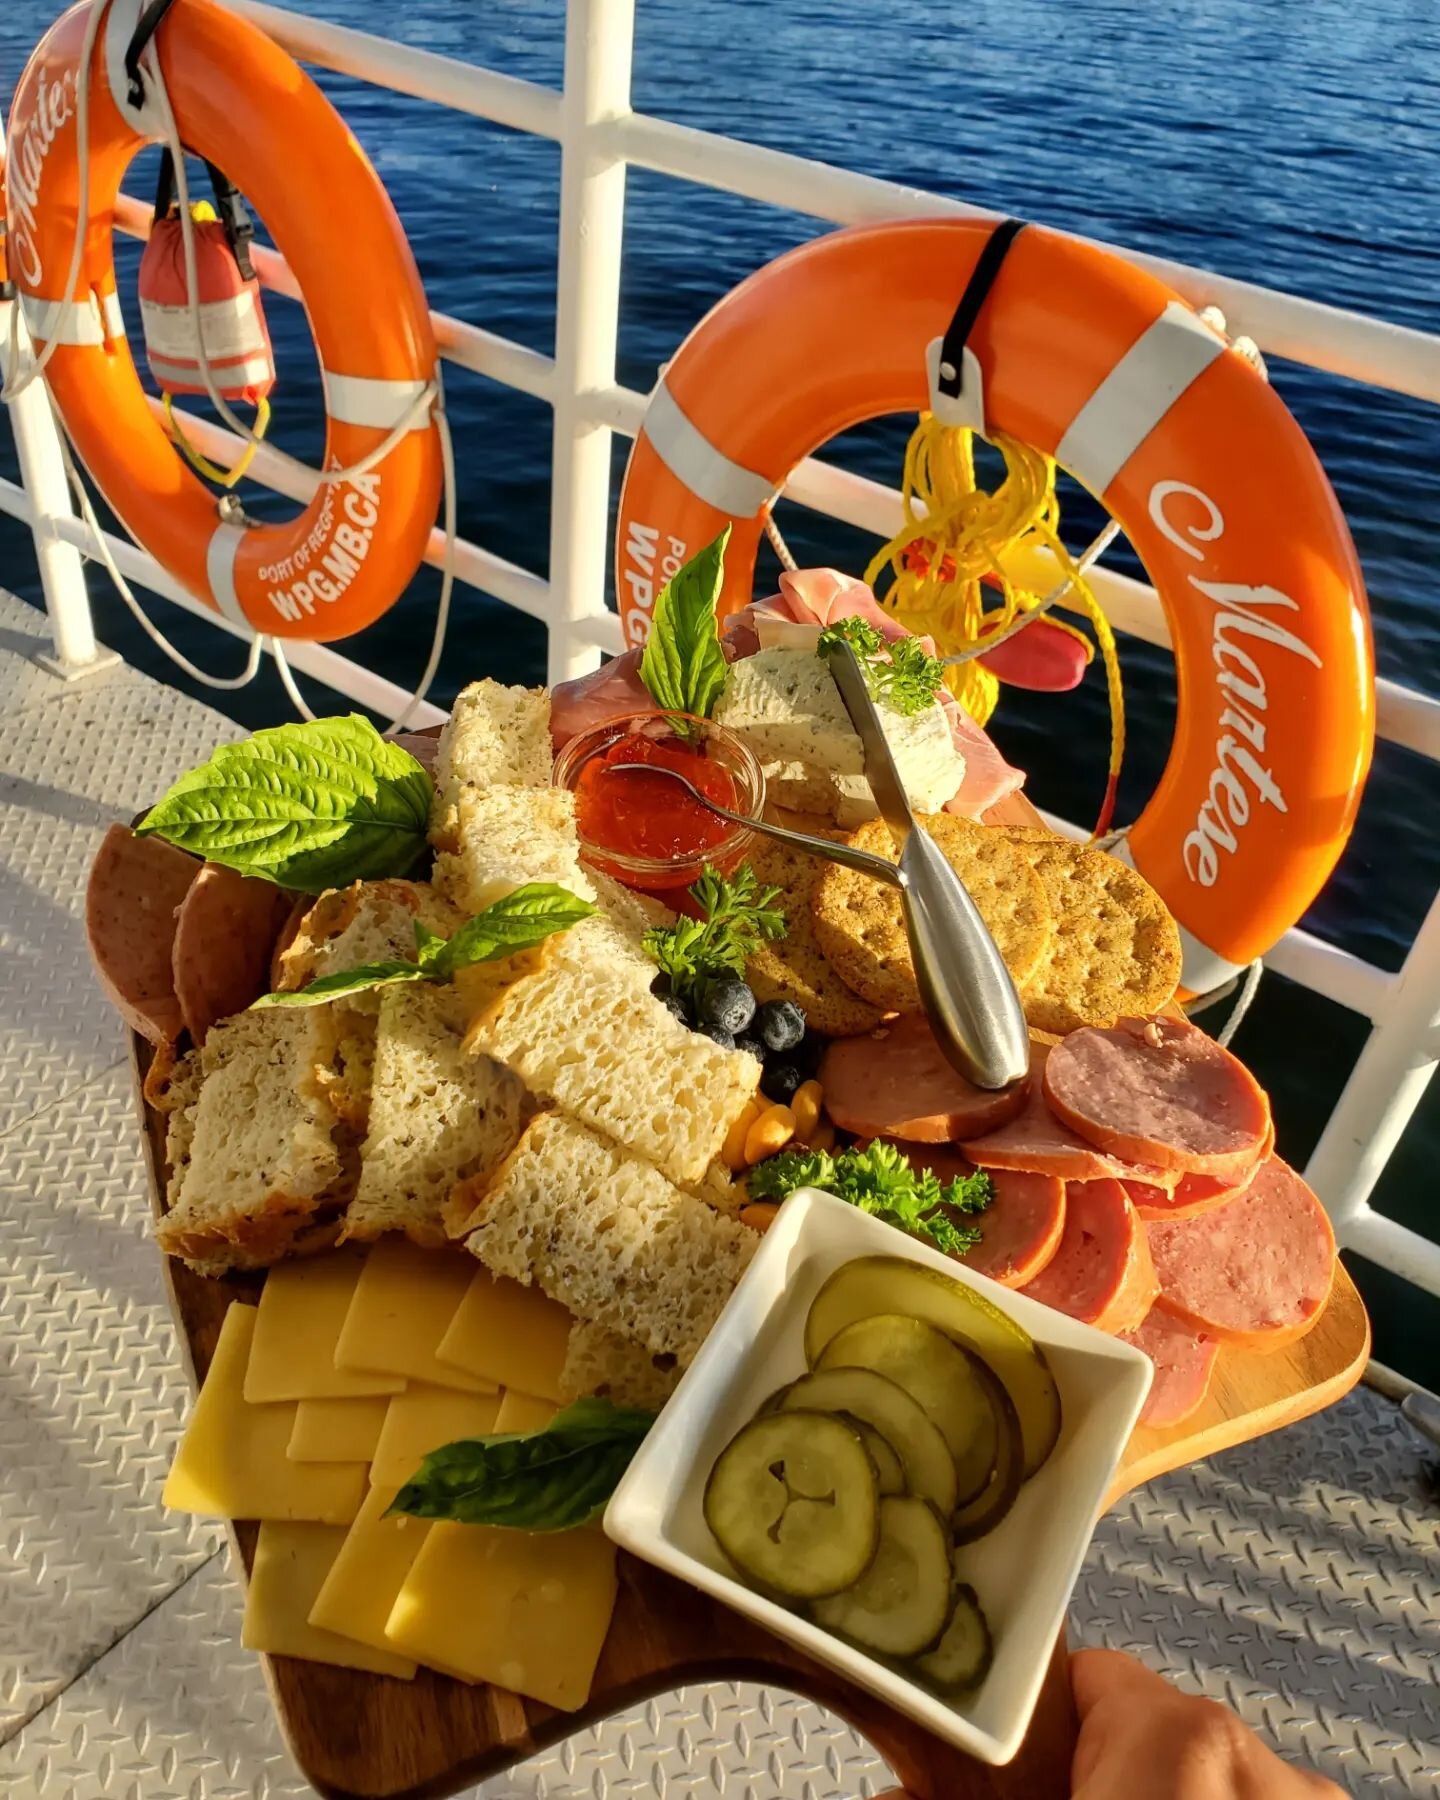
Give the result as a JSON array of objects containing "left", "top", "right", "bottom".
[{"left": 546, "top": 0, "right": 633, "bottom": 686}]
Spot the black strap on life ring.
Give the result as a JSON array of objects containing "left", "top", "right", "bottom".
[
  {"left": 934, "top": 217, "right": 1028, "bottom": 404},
  {"left": 152, "top": 150, "right": 258, "bottom": 282},
  {"left": 124, "top": 0, "right": 181, "bottom": 109}
]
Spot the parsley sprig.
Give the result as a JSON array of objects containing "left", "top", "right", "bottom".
[
  {"left": 643, "top": 863, "right": 786, "bottom": 1010},
  {"left": 817, "top": 616, "right": 946, "bottom": 717},
  {"left": 748, "top": 1141, "right": 992, "bottom": 1255}
]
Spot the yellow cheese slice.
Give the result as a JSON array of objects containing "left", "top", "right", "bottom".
[
  {"left": 243, "top": 1520, "right": 416, "bottom": 1678},
  {"left": 288, "top": 1395, "right": 392, "bottom": 1464},
  {"left": 244, "top": 1248, "right": 405, "bottom": 1403},
  {"left": 435, "top": 1269, "right": 573, "bottom": 1401},
  {"left": 386, "top": 1522, "right": 617, "bottom": 1710},
  {"left": 493, "top": 1391, "right": 559, "bottom": 1435},
  {"left": 163, "top": 1305, "right": 367, "bottom": 1523},
  {"left": 308, "top": 1483, "right": 433, "bottom": 1659},
  {"left": 333, "top": 1238, "right": 495, "bottom": 1393},
  {"left": 370, "top": 1385, "right": 503, "bottom": 1490}
]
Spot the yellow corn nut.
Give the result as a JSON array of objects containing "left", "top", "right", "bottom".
[
  {"left": 791, "top": 1080, "right": 823, "bottom": 1142},
  {"left": 740, "top": 1201, "right": 780, "bottom": 1233},
  {"left": 721, "top": 1099, "right": 763, "bottom": 1172},
  {"left": 807, "top": 1118, "right": 837, "bottom": 1155},
  {"left": 744, "top": 1102, "right": 796, "bottom": 1166}
]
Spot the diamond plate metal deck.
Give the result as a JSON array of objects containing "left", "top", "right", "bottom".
[{"left": 0, "top": 600, "right": 1434, "bottom": 1799}]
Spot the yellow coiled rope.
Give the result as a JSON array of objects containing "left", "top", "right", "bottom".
[{"left": 863, "top": 413, "right": 1126, "bottom": 836}]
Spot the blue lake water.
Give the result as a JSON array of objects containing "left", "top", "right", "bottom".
[{"left": 2, "top": 0, "right": 1437, "bottom": 1379}]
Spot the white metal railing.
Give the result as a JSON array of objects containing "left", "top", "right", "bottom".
[{"left": 2, "top": 0, "right": 1438, "bottom": 1304}]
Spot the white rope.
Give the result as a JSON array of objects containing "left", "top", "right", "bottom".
[
  {"left": 763, "top": 503, "right": 798, "bottom": 572},
  {"left": 1215, "top": 957, "right": 1264, "bottom": 1049}
]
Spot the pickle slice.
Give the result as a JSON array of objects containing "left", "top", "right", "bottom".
[
  {"left": 703, "top": 1411, "right": 879, "bottom": 1598},
  {"left": 847, "top": 1418, "right": 907, "bottom": 1496},
  {"left": 810, "top": 1496, "right": 952, "bottom": 1657},
  {"left": 950, "top": 1360, "right": 1023, "bottom": 1543},
  {"left": 805, "top": 1256, "right": 1062, "bottom": 1478},
  {"left": 780, "top": 1368, "right": 957, "bottom": 1514},
  {"left": 914, "top": 1576, "right": 992, "bottom": 1692},
  {"left": 816, "top": 1315, "right": 998, "bottom": 1505}
]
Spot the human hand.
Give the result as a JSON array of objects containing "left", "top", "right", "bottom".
[{"left": 1069, "top": 1648, "right": 1345, "bottom": 1799}]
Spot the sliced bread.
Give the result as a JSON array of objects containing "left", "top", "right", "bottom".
[
  {"left": 463, "top": 914, "right": 760, "bottom": 1185},
  {"left": 559, "top": 1321, "right": 683, "bottom": 1412},
  {"left": 343, "top": 983, "right": 526, "bottom": 1249},
  {"left": 275, "top": 879, "right": 465, "bottom": 1010},
  {"left": 432, "top": 784, "right": 596, "bottom": 916},
  {"left": 157, "top": 1007, "right": 356, "bottom": 1275},
  {"left": 431, "top": 680, "right": 553, "bottom": 849},
  {"left": 457, "top": 1112, "right": 756, "bottom": 1364}
]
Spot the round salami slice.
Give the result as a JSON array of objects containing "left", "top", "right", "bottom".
[
  {"left": 86, "top": 823, "right": 199, "bottom": 1045},
  {"left": 1121, "top": 1308, "right": 1219, "bottom": 1428},
  {"left": 1018, "top": 1178, "right": 1158, "bottom": 1335},
  {"left": 1043, "top": 1016, "right": 1270, "bottom": 1179},
  {"left": 1149, "top": 1156, "right": 1336, "bottom": 1349},
  {"left": 174, "top": 864, "right": 294, "bottom": 1045},
  {"left": 821, "top": 1014, "right": 1030, "bottom": 1143},
  {"left": 862, "top": 1141, "right": 1064, "bottom": 1288}
]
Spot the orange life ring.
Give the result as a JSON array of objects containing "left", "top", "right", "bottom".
[
  {"left": 6, "top": 0, "right": 441, "bottom": 643},
  {"left": 614, "top": 219, "right": 1375, "bottom": 992}
]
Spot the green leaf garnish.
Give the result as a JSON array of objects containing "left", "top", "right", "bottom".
[
  {"left": 817, "top": 617, "right": 945, "bottom": 717},
  {"left": 136, "top": 715, "right": 431, "bottom": 892},
  {"left": 253, "top": 882, "right": 597, "bottom": 1008},
  {"left": 748, "top": 1141, "right": 993, "bottom": 1255},
  {"left": 638, "top": 527, "right": 731, "bottom": 720},
  {"left": 643, "top": 862, "right": 785, "bottom": 1011},
  {"left": 388, "top": 1397, "right": 656, "bottom": 1531}
]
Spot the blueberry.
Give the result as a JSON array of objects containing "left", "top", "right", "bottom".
[
  {"left": 700, "top": 977, "right": 757, "bottom": 1036},
  {"left": 756, "top": 999, "right": 806, "bottom": 1054},
  {"left": 734, "top": 1033, "right": 765, "bottom": 1062},
  {"left": 650, "top": 972, "right": 673, "bottom": 1000},
  {"left": 763, "top": 1061, "right": 803, "bottom": 1103},
  {"left": 661, "top": 992, "right": 689, "bottom": 1026},
  {"left": 701, "top": 1021, "right": 737, "bottom": 1051}
]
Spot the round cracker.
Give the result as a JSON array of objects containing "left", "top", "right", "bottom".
[
  {"left": 810, "top": 815, "right": 1053, "bottom": 1014},
  {"left": 999, "top": 829, "right": 1182, "bottom": 1033},
  {"left": 744, "top": 830, "right": 887, "bottom": 1037}
]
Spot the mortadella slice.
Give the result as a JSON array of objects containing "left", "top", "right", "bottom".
[
  {"left": 1121, "top": 1307, "right": 1219, "bottom": 1428},
  {"left": 173, "top": 864, "right": 294, "bottom": 1044},
  {"left": 1148, "top": 1156, "right": 1336, "bottom": 1351},
  {"left": 1043, "top": 1016, "right": 1271, "bottom": 1180},
  {"left": 86, "top": 824, "right": 200, "bottom": 1044},
  {"left": 821, "top": 1015, "right": 1030, "bottom": 1143},
  {"left": 1019, "top": 1178, "right": 1158, "bottom": 1334},
  {"left": 961, "top": 1044, "right": 1183, "bottom": 1188}
]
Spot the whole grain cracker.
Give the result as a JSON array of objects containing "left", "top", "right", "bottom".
[
  {"left": 744, "top": 826, "right": 887, "bottom": 1038},
  {"left": 999, "top": 828, "right": 1182, "bottom": 1033},
  {"left": 810, "top": 814, "right": 1052, "bottom": 1014}
]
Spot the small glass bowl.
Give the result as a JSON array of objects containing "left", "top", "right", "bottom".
[{"left": 552, "top": 710, "right": 766, "bottom": 903}]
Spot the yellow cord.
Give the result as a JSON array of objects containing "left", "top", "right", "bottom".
[
  {"left": 164, "top": 388, "right": 271, "bottom": 488},
  {"left": 864, "top": 414, "right": 1125, "bottom": 835}
]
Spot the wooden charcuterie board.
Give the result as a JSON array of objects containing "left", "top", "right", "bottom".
[{"left": 127, "top": 786, "right": 1370, "bottom": 1800}]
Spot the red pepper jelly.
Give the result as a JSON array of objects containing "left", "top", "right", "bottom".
[{"left": 574, "top": 730, "right": 741, "bottom": 898}]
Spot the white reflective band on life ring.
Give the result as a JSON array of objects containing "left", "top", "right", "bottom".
[
  {"left": 21, "top": 291, "right": 126, "bottom": 346},
  {"left": 1055, "top": 301, "right": 1224, "bottom": 497},
  {"left": 148, "top": 351, "right": 275, "bottom": 390},
  {"left": 205, "top": 519, "right": 254, "bottom": 633},
  {"left": 1106, "top": 836, "right": 1246, "bottom": 994},
  {"left": 321, "top": 371, "right": 432, "bottom": 431},
  {"left": 103, "top": 0, "right": 164, "bottom": 135},
  {"left": 642, "top": 378, "right": 774, "bottom": 518}
]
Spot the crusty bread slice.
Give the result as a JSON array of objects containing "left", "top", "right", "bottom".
[
  {"left": 157, "top": 1008, "right": 356, "bottom": 1275},
  {"left": 464, "top": 915, "right": 760, "bottom": 1185},
  {"left": 559, "top": 1320, "right": 682, "bottom": 1411},
  {"left": 432, "top": 785, "right": 596, "bottom": 916},
  {"left": 161, "top": 1048, "right": 204, "bottom": 1210},
  {"left": 343, "top": 983, "right": 526, "bottom": 1250},
  {"left": 457, "top": 1112, "right": 755, "bottom": 1364},
  {"left": 431, "top": 680, "right": 553, "bottom": 850},
  {"left": 275, "top": 880, "right": 465, "bottom": 1009}
]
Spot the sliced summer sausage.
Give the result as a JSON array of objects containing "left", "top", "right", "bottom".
[
  {"left": 173, "top": 864, "right": 293, "bottom": 1044},
  {"left": 961, "top": 1045, "right": 1181, "bottom": 1187},
  {"left": 1149, "top": 1156, "right": 1336, "bottom": 1350},
  {"left": 1121, "top": 1307, "right": 1219, "bottom": 1428},
  {"left": 1124, "top": 1118, "right": 1274, "bottom": 1219},
  {"left": 1043, "top": 1016, "right": 1271, "bottom": 1179},
  {"left": 86, "top": 824, "right": 199, "bottom": 1044},
  {"left": 871, "top": 1140, "right": 1066, "bottom": 1288},
  {"left": 1018, "top": 1178, "right": 1158, "bottom": 1334},
  {"left": 821, "top": 1014, "right": 1030, "bottom": 1143}
]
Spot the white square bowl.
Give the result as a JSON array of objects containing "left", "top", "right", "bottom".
[{"left": 605, "top": 1188, "right": 1152, "bottom": 1766}]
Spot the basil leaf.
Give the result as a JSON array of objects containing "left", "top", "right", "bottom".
[
  {"left": 388, "top": 1396, "right": 656, "bottom": 1531},
  {"left": 250, "top": 960, "right": 428, "bottom": 1008},
  {"left": 638, "top": 526, "right": 731, "bottom": 719},
  {"left": 435, "top": 882, "right": 598, "bottom": 976},
  {"left": 136, "top": 716, "right": 431, "bottom": 892},
  {"left": 413, "top": 919, "right": 450, "bottom": 972}
]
